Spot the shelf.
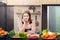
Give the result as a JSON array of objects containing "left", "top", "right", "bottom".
[
  {"left": 6, "top": 5, "right": 41, "bottom": 7},
  {"left": 16, "top": 12, "right": 40, "bottom": 15},
  {"left": 14, "top": 5, "right": 40, "bottom": 7}
]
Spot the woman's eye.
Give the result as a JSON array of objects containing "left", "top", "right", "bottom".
[
  {"left": 26, "top": 16, "right": 29, "bottom": 17},
  {"left": 24, "top": 15, "right": 28, "bottom": 17},
  {"left": 23, "top": 15, "right": 26, "bottom": 17}
]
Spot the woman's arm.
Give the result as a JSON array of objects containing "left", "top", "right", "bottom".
[
  {"left": 18, "top": 20, "right": 22, "bottom": 32},
  {"left": 31, "top": 20, "right": 36, "bottom": 33},
  {"left": 18, "top": 20, "right": 27, "bottom": 32},
  {"left": 18, "top": 20, "right": 25, "bottom": 32}
]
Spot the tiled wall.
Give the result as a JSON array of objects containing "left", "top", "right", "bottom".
[{"left": 14, "top": 6, "right": 41, "bottom": 33}]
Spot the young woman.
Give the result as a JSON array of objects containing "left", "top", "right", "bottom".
[{"left": 18, "top": 11, "right": 36, "bottom": 34}]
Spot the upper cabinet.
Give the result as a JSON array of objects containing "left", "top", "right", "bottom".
[
  {"left": 2, "top": 0, "right": 59, "bottom": 5},
  {"left": 0, "top": 0, "right": 2, "bottom": 2},
  {"left": 40, "top": 0, "right": 57, "bottom": 4},
  {"left": 0, "top": 0, "right": 7, "bottom": 3},
  {"left": 2, "top": 0, "right": 60, "bottom": 5},
  {"left": 56, "top": 0, "right": 60, "bottom": 4},
  {"left": 6, "top": 0, "right": 40, "bottom": 5}
]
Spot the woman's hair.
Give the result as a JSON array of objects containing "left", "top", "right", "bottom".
[{"left": 22, "top": 11, "right": 32, "bottom": 24}]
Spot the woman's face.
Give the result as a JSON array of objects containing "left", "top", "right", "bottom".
[{"left": 23, "top": 13, "right": 29, "bottom": 22}]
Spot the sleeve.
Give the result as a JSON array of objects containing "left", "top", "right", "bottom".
[{"left": 17, "top": 20, "right": 22, "bottom": 32}]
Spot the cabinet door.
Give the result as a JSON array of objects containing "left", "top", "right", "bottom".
[{"left": 49, "top": 6, "right": 60, "bottom": 32}]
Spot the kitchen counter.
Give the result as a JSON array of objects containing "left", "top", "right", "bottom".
[
  {"left": 13, "top": 33, "right": 39, "bottom": 38},
  {"left": 1, "top": 37, "right": 60, "bottom": 40},
  {"left": 0, "top": 35, "right": 60, "bottom": 40}
]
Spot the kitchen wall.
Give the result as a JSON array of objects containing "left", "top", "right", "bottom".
[{"left": 14, "top": 6, "right": 41, "bottom": 33}]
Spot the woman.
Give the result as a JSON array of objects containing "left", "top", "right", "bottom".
[{"left": 18, "top": 11, "right": 36, "bottom": 34}]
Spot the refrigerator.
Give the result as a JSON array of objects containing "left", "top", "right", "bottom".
[{"left": 0, "top": 2, "right": 14, "bottom": 32}]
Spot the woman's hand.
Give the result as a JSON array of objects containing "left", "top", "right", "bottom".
[
  {"left": 28, "top": 31, "right": 35, "bottom": 34},
  {"left": 22, "top": 19, "right": 26, "bottom": 24}
]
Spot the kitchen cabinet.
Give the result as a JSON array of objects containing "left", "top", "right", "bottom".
[
  {"left": 2, "top": 0, "right": 60, "bottom": 5},
  {"left": 56, "top": 0, "right": 60, "bottom": 4},
  {"left": 6, "top": 0, "right": 57, "bottom": 5},
  {"left": 0, "top": 0, "right": 2, "bottom": 2},
  {"left": 7, "top": 0, "right": 40, "bottom": 5},
  {"left": 48, "top": 6, "right": 60, "bottom": 32},
  {"left": 42, "top": 4, "right": 60, "bottom": 32},
  {"left": 40, "top": 0, "right": 57, "bottom": 4}
]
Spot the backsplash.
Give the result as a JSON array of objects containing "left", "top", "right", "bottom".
[{"left": 14, "top": 5, "right": 41, "bottom": 33}]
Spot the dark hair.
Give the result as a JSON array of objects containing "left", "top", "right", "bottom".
[{"left": 22, "top": 11, "right": 32, "bottom": 24}]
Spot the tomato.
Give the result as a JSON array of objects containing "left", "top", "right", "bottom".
[
  {"left": 44, "top": 35, "right": 49, "bottom": 38},
  {"left": 28, "top": 35, "right": 38, "bottom": 38},
  {"left": 48, "top": 33, "right": 56, "bottom": 39}
]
